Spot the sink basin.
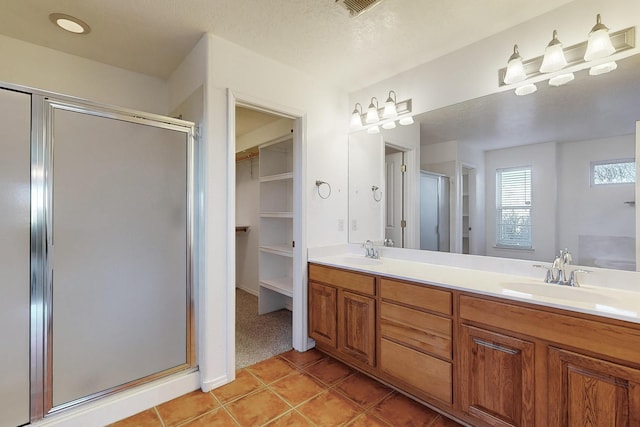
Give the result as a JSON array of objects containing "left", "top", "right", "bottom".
[
  {"left": 500, "top": 282, "right": 616, "bottom": 305},
  {"left": 339, "top": 256, "right": 383, "bottom": 266}
]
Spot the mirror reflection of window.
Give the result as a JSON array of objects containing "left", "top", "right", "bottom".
[
  {"left": 496, "top": 166, "right": 532, "bottom": 249},
  {"left": 591, "top": 158, "right": 636, "bottom": 186}
]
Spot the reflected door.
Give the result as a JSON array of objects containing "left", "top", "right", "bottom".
[
  {"left": 385, "top": 150, "right": 404, "bottom": 247},
  {"left": 0, "top": 88, "right": 31, "bottom": 426},
  {"left": 47, "top": 104, "right": 192, "bottom": 411}
]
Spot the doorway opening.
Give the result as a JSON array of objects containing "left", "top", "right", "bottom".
[{"left": 234, "top": 105, "right": 298, "bottom": 368}]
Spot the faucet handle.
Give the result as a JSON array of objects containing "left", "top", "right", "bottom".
[
  {"left": 568, "top": 269, "right": 590, "bottom": 287},
  {"left": 533, "top": 264, "right": 554, "bottom": 283},
  {"left": 562, "top": 249, "right": 572, "bottom": 265}
]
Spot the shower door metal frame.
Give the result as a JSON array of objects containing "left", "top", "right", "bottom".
[{"left": 29, "top": 93, "right": 197, "bottom": 420}]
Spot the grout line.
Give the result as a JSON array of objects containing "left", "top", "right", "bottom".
[{"left": 153, "top": 406, "right": 167, "bottom": 427}]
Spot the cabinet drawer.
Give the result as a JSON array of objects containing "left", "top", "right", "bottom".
[
  {"left": 309, "top": 264, "right": 375, "bottom": 295},
  {"left": 380, "top": 279, "right": 451, "bottom": 315},
  {"left": 380, "top": 338, "right": 452, "bottom": 404},
  {"left": 380, "top": 302, "right": 452, "bottom": 360}
]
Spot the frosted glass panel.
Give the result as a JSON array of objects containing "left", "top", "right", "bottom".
[
  {"left": 51, "top": 109, "right": 188, "bottom": 407},
  {"left": 0, "top": 89, "right": 31, "bottom": 425}
]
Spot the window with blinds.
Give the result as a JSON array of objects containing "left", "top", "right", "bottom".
[{"left": 496, "top": 166, "right": 532, "bottom": 249}]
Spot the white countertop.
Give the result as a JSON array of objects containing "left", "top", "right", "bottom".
[{"left": 308, "top": 246, "right": 640, "bottom": 325}]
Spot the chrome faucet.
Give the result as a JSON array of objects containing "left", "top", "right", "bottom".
[
  {"left": 363, "top": 240, "right": 380, "bottom": 259},
  {"left": 535, "top": 248, "right": 588, "bottom": 287}
]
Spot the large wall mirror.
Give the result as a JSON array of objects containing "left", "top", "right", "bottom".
[{"left": 348, "top": 53, "right": 639, "bottom": 271}]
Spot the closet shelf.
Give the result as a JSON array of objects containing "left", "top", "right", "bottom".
[
  {"left": 259, "top": 277, "right": 293, "bottom": 297},
  {"left": 260, "top": 245, "right": 293, "bottom": 257},
  {"left": 260, "top": 172, "right": 293, "bottom": 183},
  {"left": 260, "top": 212, "right": 293, "bottom": 218}
]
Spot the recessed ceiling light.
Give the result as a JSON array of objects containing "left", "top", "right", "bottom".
[{"left": 49, "top": 13, "right": 91, "bottom": 34}]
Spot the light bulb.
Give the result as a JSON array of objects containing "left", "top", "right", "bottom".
[
  {"left": 365, "top": 97, "right": 379, "bottom": 124},
  {"left": 504, "top": 45, "right": 526, "bottom": 84},
  {"left": 540, "top": 31, "right": 567, "bottom": 73}
]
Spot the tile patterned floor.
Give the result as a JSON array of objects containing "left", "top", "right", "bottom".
[{"left": 110, "top": 349, "right": 464, "bottom": 427}]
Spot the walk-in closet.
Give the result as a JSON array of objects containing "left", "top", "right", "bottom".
[{"left": 234, "top": 106, "right": 297, "bottom": 368}]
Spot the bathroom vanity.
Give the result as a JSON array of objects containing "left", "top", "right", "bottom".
[{"left": 307, "top": 253, "right": 640, "bottom": 427}]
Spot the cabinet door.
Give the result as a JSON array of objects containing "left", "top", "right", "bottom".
[
  {"left": 308, "top": 282, "right": 337, "bottom": 348},
  {"left": 460, "top": 325, "right": 535, "bottom": 427},
  {"left": 338, "top": 291, "right": 376, "bottom": 366},
  {"left": 548, "top": 347, "right": 640, "bottom": 427}
]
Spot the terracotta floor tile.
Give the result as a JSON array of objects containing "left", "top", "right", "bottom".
[
  {"left": 347, "top": 413, "right": 393, "bottom": 427},
  {"left": 248, "top": 357, "right": 298, "bottom": 384},
  {"left": 212, "top": 369, "right": 264, "bottom": 404},
  {"left": 371, "top": 393, "right": 440, "bottom": 427},
  {"left": 263, "top": 410, "right": 315, "bottom": 426},
  {"left": 109, "top": 408, "right": 162, "bottom": 427},
  {"left": 304, "top": 357, "right": 354, "bottom": 386},
  {"left": 297, "top": 390, "right": 362, "bottom": 426},
  {"left": 156, "top": 390, "right": 219, "bottom": 426},
  {"left": 279, "top": 348, "right": 326, "bottom": 368},
  {"left": 270, "top": 371, "right": 326, "bottom": 406},
  {"left": 179, "top": 407, "right": 239, "bottom": 426},
  {"left": 335, "top": 372, "right": 393, "bottom": 409},
  {"left": 225, "top": 388, "right": 291, "bottom": 426}
]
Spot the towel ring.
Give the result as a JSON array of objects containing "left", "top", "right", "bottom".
[
  {"left": 372, "top": 185, "right": 382, "bottom": 202},
  {"left": 315, "top": 180, "right": 332, "bottom": 199}
]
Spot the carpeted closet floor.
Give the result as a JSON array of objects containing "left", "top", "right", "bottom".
[{"left": 235, "top": 288, "right": 292, "bottom": 369}]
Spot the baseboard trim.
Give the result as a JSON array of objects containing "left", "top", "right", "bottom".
[{"left": 236, "top": 285, "right": 258, "bottom": 297}]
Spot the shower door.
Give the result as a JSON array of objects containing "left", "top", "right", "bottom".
[
  {"left": 0, "top": 88, "right": 31, "bottom": 426},
  {"left": 40, "top": 100, "right": 195, "bottom": 414}
]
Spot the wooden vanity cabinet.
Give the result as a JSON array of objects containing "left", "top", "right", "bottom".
[
  {"left": 379, "top": 278, "right": 454, "bottom": 404},
  {"left": 459, "top": 325, "right": 535, "bottom": 427},
  {"left": 308, "top": 263, "right": 640, "bottom": 427},
  {"left": 308, "top": 264, "right": 376, "bottom": 368},
  {"left": 547, "top": 347, "right": 640, "bottom": 426}
]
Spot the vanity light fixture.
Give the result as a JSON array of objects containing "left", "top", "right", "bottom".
[
  {"left": 350, "top": 92, "right": 413, "bottom": 132},
  {"left": 540, "top": 30, "right": 567, "bottom": 73},
  {"left": 503, "top": 45, "right": 527, "bottom": 84},
  {"left": 548, "top": 72, "right": 575, "bottom": 87},
  {"left": 49, "top": 13, "right": 91, "bottom": 34},
  {"left": 398, "top": 116, "right": 414, "bottom": 125},
  {"left": 498, "top": 15, "right": 635, "bottom": 95},
  {"left": 584, "top": 14, "right": 616, "bottom": 61},
  {"left": 383, "top": 91, "right": 398, "bottom": 118},
  {"left": 350, "top": 103, "right": 364, "bottom": 129},
  {"left": 382, "top": 121, "right": 396, "bottom": 130},
  {"left": 365, "top": 97, "right": 380, "bottom": 124}
]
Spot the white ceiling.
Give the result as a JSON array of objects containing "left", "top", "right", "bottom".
[{"left": 0, "top": 0, "right": 576, "bottom": 92}]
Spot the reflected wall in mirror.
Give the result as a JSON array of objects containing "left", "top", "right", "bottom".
[{"left": 348, "top": 53, "right": 639, "bottom": 271}]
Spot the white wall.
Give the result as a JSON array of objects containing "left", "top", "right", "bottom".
[
  {"left": 0, "top": 34, "right": 168, "bottom": 114},
  {"left": 485, "top": 142, "right": 558, "bottom": 262},
  {"left": 350, "top": 0, "right": 640, "bottom": 118},
  {"left": 558, "top": 134, "right": 635, "bottom": 267},
  {"left": 235, "top": 158, "right": 260, "bottom": 294}
]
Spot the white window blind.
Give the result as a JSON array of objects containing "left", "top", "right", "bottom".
[{"left": 496, "top": 166, "right": 532, "bottom": 248}]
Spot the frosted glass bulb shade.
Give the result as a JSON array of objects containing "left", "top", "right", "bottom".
[
  {"left": 515, "top": 83, "right": 537, "bottom": 96},
  {"left": 365, "top": 105, "right": 379, "bottom": 123},
  {"left": 540, "top": 31, "right": 567, "bottom": 73},
  {"left": 548, "top": 72, "right": 574, "bottom": 87},
  {"left": 540, "top": 45, "right": 567, "bottom": 73},
  {"left": 383, "top": 100, "right": 397, "bottom": 118},
  {"left": 350, "top": 111, "right": 363, "bottom": 129},
  {"left": 382, "top": 121, "right": 396, "bottom": 130},
  {"left": 589, "top": 61, "right": 617, "bottom": 75},
  {"left": 398, "top": 116, "right": 414, "bottom": 126},
  {"left": 585, "top": 15, "right": 615, "bottom": 61},
  {"left": 504, "top": 45, "right": 526, "bottom": 85},
  {"left": 367, "top": 125, "right": 380, "bottom": 134}
]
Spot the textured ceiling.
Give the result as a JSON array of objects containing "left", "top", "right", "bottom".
[{"left": 0, "top": 0, "right": 576, "bottom": 91}]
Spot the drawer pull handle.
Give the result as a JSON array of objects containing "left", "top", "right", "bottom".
[{"left": 473, "top": 338, "right": 519, "bottom": 355}]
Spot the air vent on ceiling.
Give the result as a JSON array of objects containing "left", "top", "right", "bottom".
[{"left": 335, "top": 0, "right": 385, "bottom": 17}]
